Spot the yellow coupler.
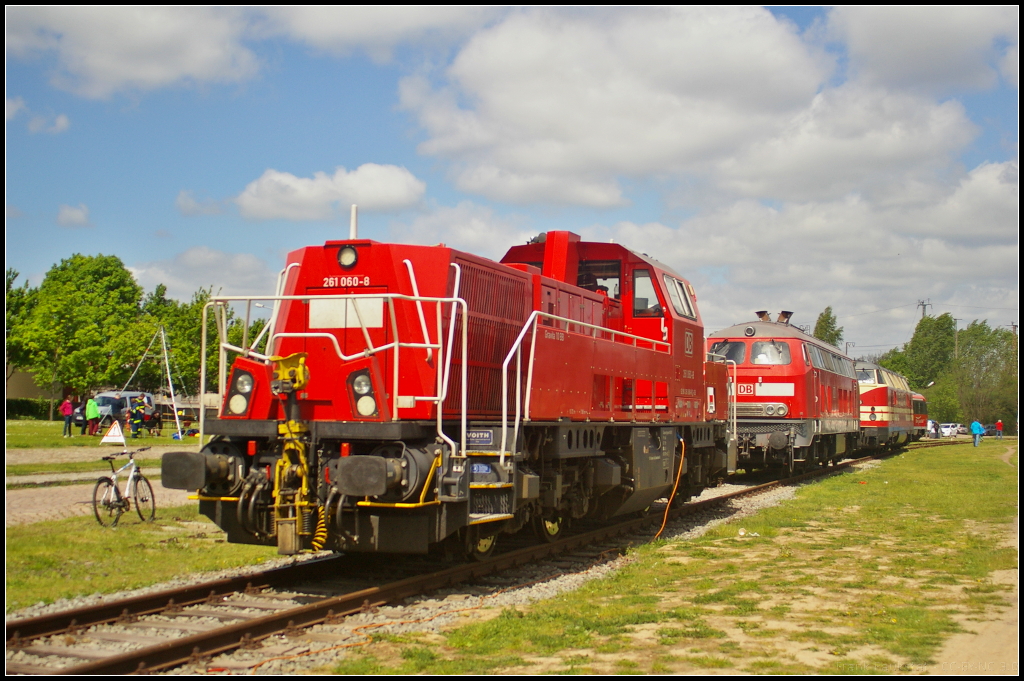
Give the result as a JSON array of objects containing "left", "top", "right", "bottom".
[{"left": 269, "top": 353, "right": 326, "bottom": 554}]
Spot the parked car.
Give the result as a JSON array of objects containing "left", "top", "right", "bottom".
[
  {"left": 91, "top": 391, "right": 161, "bottom": 434},
  {"left": 984, "top": 424, "right": 998, "bottom": 436},
  {"left": 939, "top": 423, "right": 962, "bottom": 437},
  {"left": 957, "top": 424, "right": 969, "bottom": 435}
]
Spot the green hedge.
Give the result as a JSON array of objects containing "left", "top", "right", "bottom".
[{"left": 5, "top": 398, "right": 56, "bottom": 420}]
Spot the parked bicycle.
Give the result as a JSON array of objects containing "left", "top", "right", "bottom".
[{"left": 92, "top": 447, "right": 156, "bottom": 527}]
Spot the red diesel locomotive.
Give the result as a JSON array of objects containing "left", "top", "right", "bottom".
[
  {"left": 163, "top": 230, "right": 733, "bottom": 557},
  {"left": 707, "top": 312, "right": 860, "bottom": 472},
  {"left": 855, "top": 361, "right": 915, "bottom": 448}
]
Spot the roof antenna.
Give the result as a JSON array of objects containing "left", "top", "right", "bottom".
[
  {"left": 755, "top": 311, "right": 771, "bottom": 322},
  {"left": 349, "top": 204, "right": 358, "bottom": 240},
  {"left": 777, "top": 311, "right": 793, "bottom": 325}
]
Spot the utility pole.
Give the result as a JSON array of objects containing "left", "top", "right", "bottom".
[
  {"left": 845, "top": 341, "right": 856, "bottom": 357},
  {"left": 917, "top": 299, "right": 932, "bottom": 319}
]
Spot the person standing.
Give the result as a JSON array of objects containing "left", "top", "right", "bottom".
[
  {"left": 85, "top": 395, "right": 100, "bottom": 436},
  {"left": 970, "top": 419, "right": 984, "bottom": 447},
  {"left": 59, "top": 397, "right": 74, "bottom": 437},
  {"left": 995, "top": 419, "right": 1003, "bottom": 440}
]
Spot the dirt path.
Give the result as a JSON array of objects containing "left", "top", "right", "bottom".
[{"left": 923, "top": 445, "right": 1018, "bottom": 676}]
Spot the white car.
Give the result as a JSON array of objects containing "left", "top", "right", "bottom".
[{"left": 939, "top": 423, "right": 962, "bottom": 437}]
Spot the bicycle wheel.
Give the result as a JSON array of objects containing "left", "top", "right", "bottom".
[
  {"left": 93, "top": 477, "right": 123, "bottom": 528},
  {"left": 134, "top": 475, "right": 156, "bottom": 522}
]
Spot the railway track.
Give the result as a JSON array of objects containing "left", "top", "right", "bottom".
[{"left": 5, "top": 455, "right": 876, "bottom": 675}]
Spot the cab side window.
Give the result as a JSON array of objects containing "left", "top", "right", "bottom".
[{"left": 632, "top": 269, "right": 663, "bottom": 317}]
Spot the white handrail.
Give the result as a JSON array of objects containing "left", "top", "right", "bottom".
[
  {"left": 403, "top": 259, "right": 433, "bottom": 363},
  {"left": 201, "top": 291, "right": 469, "bottom": 457},
  {"left": 499, "top": 309, "right": 672, "bottom": 462}
]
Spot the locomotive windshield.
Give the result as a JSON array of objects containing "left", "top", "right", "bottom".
[
  {"left": 857, "top": 369, "right": 878, "bottom": 383},
  {"left": 751, "top": 341, "right": 791, "bottom": 365},
  {"left": 709, "top": 340, "right": 746, "bottom": 364}
]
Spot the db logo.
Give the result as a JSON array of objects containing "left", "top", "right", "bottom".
[
  {"left": 684, "top": 331, "right": 694, "bottom": 356},
  {"left": 738, "top": 384, "right": 755, "bottom": 395}
]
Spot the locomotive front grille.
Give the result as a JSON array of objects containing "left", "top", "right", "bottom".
[
  {"left": 735, "top": 404, "right": 767, "bottom": 417},
  {"left": 738, "top": 422, "right": 808, "bottom": 437}
]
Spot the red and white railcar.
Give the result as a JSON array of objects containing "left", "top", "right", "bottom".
[
  {"left": 855, "top": 361, "right": 914, "bottom": 448},
  {"left": 707, "top": 312, "right": 860, "bottom": 472},
  {"left": 163, "top": 230, "right": 732, "bottom": 557},
  {"left": 911, "top": 392, "right": 928, "bottom": 441}
]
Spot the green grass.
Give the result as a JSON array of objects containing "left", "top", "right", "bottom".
[
  {"left": 5, "top": 418, "right": 202, "bottom": 449},
  {"left": 6, "top": 504, "right": 278, "bottom": 613},
  {"left": 327, "top": 440, "right": 1016, "bottom": 674}
]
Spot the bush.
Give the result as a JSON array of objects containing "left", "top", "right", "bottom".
[{"left": 5, "top": 398, "right": 54, "bottom": 420}]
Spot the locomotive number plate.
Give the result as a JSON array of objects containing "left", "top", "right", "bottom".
[{"left": 323, "top": 276, "right": 370, "bottom": 287}]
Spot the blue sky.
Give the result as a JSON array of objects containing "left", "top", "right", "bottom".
[{"left": 6, "top": 7, "right": 1018, "bottom": 354}]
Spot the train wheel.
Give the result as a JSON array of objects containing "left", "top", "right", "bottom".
[
  {"left": 468, "top": 531, "right": 497, "bottom": 561},
  {"left": 534, "top": 514, "right": 565, "bottom": 542}
]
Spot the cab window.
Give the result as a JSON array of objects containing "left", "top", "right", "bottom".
[
  {"left": 751, "top": 340, "right": 791, "bottom": 365},
  {"left": 578, "top": 260, "right": 621, "bottom": 298},
  {"left": 662, "top": 275, "right": 696, "bottom": 318},
  {"left": 709, "top": 340, "right": 746, "bottom": 364},
  {"left": 632, "top": 269, "right": 663, "bottom": 317}
]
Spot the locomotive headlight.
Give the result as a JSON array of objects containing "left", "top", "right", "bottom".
[
  {"left": 765, "top": 405, "right": 776, "bottom": 415},
  {"left": 235, "top": 373, "right": 253, "bottom": 394},
  {"left": 869, "top": 413, "right": 877, "bottom": 421},
  {"left": 229, "top": 394, "right": 248, "bottom": 415},
  {"left": 776, "top": 404, "right": 788, "bottom": 416},
  {"left": 338, "top": 246, "right": 358, "bottom": 269},
  {"left": 352, "top": 374, "right": 372, "bottom": 395},
  {"left": 356, "top": 395, "right": 377, "bottom": 416}
]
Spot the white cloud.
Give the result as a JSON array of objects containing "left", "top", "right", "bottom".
[
  {"left": 261, "top": 7, "right": 500, "bottom": 62},
  {"left": 577, "top": 158, "right": 1018, "bottom": 346},
  {"left": 400, "top": 7, "right": 831, "bottom": 205},
  {"left": 176, "top": 190, "right": 223, "bottom": 216},
  {"left": 6, "top": 7, "right": 258, "bottom": 98},
  {"left": 56, "top": 203, "right": 90, "bottom": 227},
  {"left": 388, "top": 201, "right": 533, "bottom": 261},
  {"left": 829, "top": 6, "right": 1019, "bottom": 92},
  {"left": 130, "top": 246, "right": 277, "bottom": 301},
  {"left": 714, "top": 85, "right": 977, "bottom": 202},
  {"left": 235, "top": 163, "right": 426, "bottom": 221},
  {"left": 1001, "top": 44, "right": 1019, "bottom": 89},
  {"left": 6, "top": 96, "right": 26, "bottom": 121},
  {"left": 27, "top": 113, "right": 70, "bottom": 134}
]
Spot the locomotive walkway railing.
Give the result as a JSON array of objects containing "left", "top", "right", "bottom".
[
  {"left": 499, "top": 311, "right": 671, "bottom": 464},
  {"left": 199, "top": 283, "right": 470, "bottom": 457}
]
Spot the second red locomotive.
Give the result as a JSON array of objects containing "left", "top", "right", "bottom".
[
  {"left": 164, "top": 230, "right": 733, "bottom": 557},
  {"left": 707, "top": 313, "right": 860, "bottom": 473}
]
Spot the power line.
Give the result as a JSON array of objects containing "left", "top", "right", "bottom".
[{"left": 840, "top": 303, "right": 917, "bottom": 319}]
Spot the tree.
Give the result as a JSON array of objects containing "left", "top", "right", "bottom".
[
  {"left": 950, "top": 321, "right": 1017, "bottom": 425},
  {"left": 5, "top": 269, "right": 37, "bottom": 383},
  {"left": 813, "top": 306, "right": 844, "bottom": 348},
  {"left": 22, "top": 254, "right": 143, "bottom": 396}
]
